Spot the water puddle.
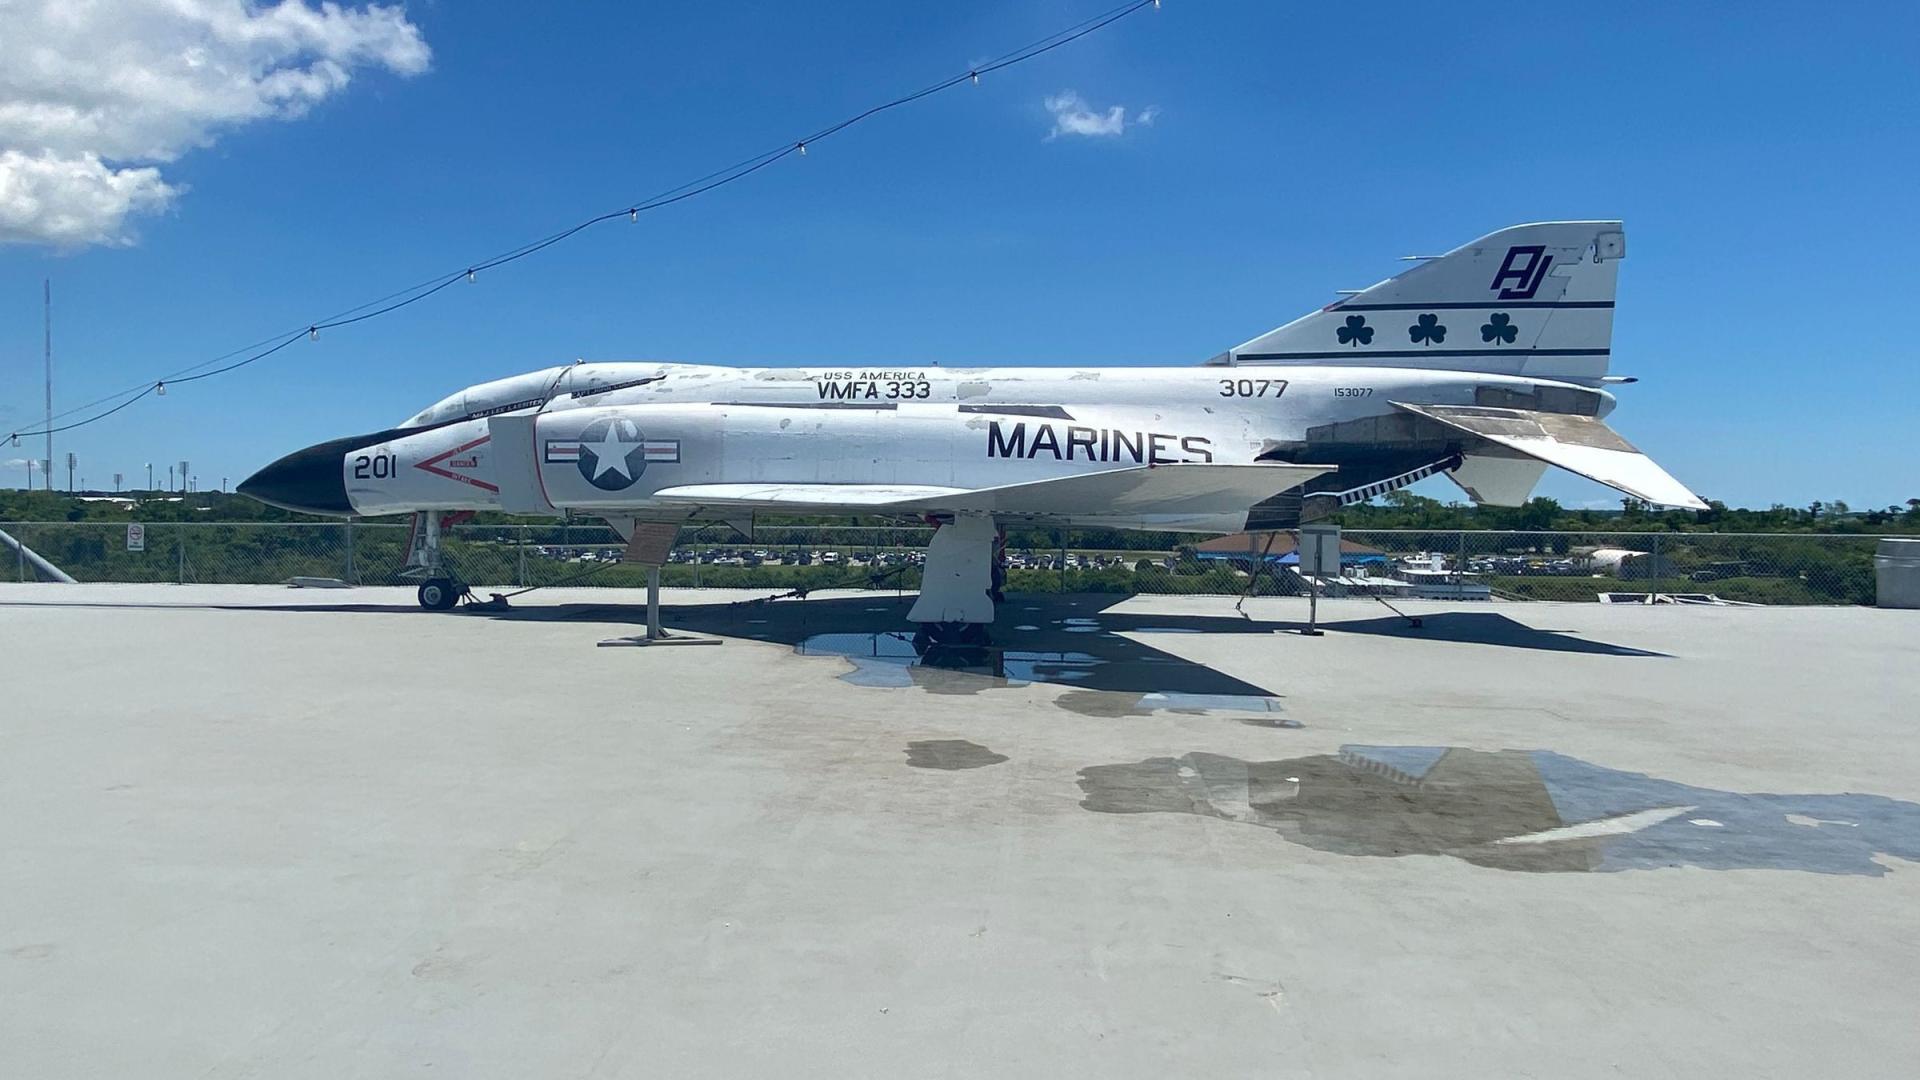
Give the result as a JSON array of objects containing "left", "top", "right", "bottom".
[
  {"left": 1076, "top": 746, "right": 1920, "bottom": 874},
  {"left": 905, "top": 740, "right": 1009, "bottom": 770},
  {"left": 794, "top": 630, "right": 1288, "bottom": 720},
  {"left": 1054, "top": 690, "right": 1300, "bottom": 727}
]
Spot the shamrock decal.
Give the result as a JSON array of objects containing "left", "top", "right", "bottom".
[
  {"left": 1336, "top": 314, "right": 1374, "bottom": 347},
  {"left": 1481, "top": 312, "right": 1518, "bottom": 345},
  {"left": 1408, "top": 313, "right": 1447, "bottom": 345}
]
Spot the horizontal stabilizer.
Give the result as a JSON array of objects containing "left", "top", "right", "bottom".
[
  {"left": 1391, "top": 402, "right": 1706, "bottom": 509},
  {"left": 654, "top": 463, "right": 1330, "bottom": 519}
]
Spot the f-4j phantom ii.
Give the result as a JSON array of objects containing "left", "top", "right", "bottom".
[{"left": 240, "top": 220, "right": 1704, "bottom": 637}]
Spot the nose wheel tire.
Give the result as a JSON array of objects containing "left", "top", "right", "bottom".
[{"left": 417, "top": 577, "right": 462, "bottom": 611}]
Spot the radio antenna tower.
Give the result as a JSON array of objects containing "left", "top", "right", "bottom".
[{"left": 43, "top": 279, "right": 52, "bottom": 491}]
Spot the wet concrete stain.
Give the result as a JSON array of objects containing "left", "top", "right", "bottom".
[
  {"left": 906, "top": 739, "right": 1009, "bottom": 770},
  {"left": 1053, "top": 689, "right": 1300, "bottom": 727},
  {"left": 793, "top": 622, "right": 1291, "bottom": 721},
  {"left": 1077, "top": 746, "right": 1920, "bottom": 875}
]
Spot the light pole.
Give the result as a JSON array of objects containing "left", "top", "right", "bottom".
[
  {"left": 146, "top": 463, "right": 153, "bottom": 491},
  {"left": 23, "top": 459, "right": 34, "bottom": 488},
  {"left": 114, "top": 473, "right": 123, "bottom": 493},
  {"left": 167, "top": 464, "right": 173, "bottom": 491},
  {"left": 65, "top": 451, "right": 75, "bottom": 491}
]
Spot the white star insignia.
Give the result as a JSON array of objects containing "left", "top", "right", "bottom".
[{"left": 581, "top": 427, "right": 635, "bottom": 481}]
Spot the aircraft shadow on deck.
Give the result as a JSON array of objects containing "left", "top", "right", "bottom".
[
  {"left": 500, "top": 594, "right": 1668, "bottom": 657},
  {"left": 0, "top": 593, "right": 1666, "bottom": 709},
  {"left": 469, "top": 592, "right": 1669, "bottom": 703}
]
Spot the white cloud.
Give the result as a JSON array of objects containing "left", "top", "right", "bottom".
[
  {"left": 0, "top": 1, "right": 430, "bottom": 249},
  {"left": 1043, "top": 91, "right": 1157, "bottom": 140},
  {"left": 0, "top": 150, "right": 179, "bottom": 248}
]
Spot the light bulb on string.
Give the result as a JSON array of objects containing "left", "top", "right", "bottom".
[
  {"left": 308, "top": 326, "right": 319, "bottom": 342},
  {"left": 796, "top": 142, "right": 806, "bottom": 156},
  {"left": 466, "top": 268, "right": 476, "bottom": 284},
  {"left": 155, "top": 381, "right": 166, "bottom": 396}
]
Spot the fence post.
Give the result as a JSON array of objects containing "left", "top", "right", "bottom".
[
  {"left": 1456, "top": 530, "right": 1467, "bottom": 586},
  {"left": 344, "top": 519, "right": 356, "bottom": 585},
  {"left": 517, "top": 526, "right": 527, "bottom": 587},
  {"left": 1652, "top": 532, "right": 1664, "bottom": 598},
  {"left": 177, "top": 526, "right": 186, "bottom": 584},
  {"left": 1058, "top": 529, "right": 1068, "bottom": 592}
]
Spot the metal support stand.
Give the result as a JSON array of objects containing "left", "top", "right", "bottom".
[
  {"left": 1368, "top": 591, "right": 1423, "bottom": 628},
  {"left": 1235, "top": 529, "right": 1280, "bottom": 617},
  {"left": 597, "top": 534, "right": 720, "bottom": 648},
  {"left": 648, "top": 566, "right": 662, "bottom": 638},
  {"left": 1292, "top": 525, "right": 1345, "bottom": 637}
]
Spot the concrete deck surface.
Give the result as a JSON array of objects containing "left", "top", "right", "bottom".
[{"left": 2, "top": 583, "right": 1917, "bottom": 1078}]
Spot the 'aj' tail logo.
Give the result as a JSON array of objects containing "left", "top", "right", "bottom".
[{"left": 1491, "top": 244, "right": 1553, "bottom": 300}]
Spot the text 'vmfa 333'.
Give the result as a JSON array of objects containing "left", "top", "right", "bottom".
[{"left": 240, "top": 221, "right": 1703, "bottom": 638}]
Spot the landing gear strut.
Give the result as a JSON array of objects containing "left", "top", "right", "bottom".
[
  {"left": 908, "top": 514, "right": 1000, "bottom": 646},
  {"left": 405, "top": 510, "right": 468, "bottom": 610}
]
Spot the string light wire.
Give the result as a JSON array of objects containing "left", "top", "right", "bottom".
[{"left": 8, "top": 0, "right": 1161, "bottom": 444}]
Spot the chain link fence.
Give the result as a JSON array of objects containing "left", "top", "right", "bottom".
[{"left": 1, "top": 521, "right": 1895, "bottom": 606}]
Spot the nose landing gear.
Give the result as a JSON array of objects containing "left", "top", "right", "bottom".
[
  {"left": 405, "top": 510, "right": 470, "bottom": 610},
  {"left": 417, "top": 577, "right": 464, "bottom": 611}
]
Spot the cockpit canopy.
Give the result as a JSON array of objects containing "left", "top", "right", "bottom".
[{"left": 399, "top": 363, "right": 671, "bottom": 428}]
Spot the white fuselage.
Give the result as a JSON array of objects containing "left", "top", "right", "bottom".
[{"left": 329, "top": 361, "right": 1610, "bottom": 530}]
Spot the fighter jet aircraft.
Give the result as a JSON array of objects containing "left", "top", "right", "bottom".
[{"left": 241, "top": 221, "right": 1704, "bottom": 637}]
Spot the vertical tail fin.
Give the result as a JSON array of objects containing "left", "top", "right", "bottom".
[{"left": 1215, "top": 221, "right": 1625, "bottom": 382}]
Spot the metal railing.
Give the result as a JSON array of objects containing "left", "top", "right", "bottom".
[{"left": 0, "top": 521, "right": 1897, "bottom": 606}]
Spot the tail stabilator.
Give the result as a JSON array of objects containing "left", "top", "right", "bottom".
[{"left": 1394, "top": 402, "right": 1707, "bottom": 510}]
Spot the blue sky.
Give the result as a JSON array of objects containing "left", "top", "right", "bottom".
[{"left": 1, "top": 1, "right": 1915, "bottom": 507}]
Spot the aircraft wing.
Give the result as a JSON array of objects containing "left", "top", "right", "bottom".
[
  {"left": 652, "top": 463, "right": 1330, "bottom": 518},
  {"left": 645, "top": 484, "right": 969, "bottom": 512},
  {"left": 1390, "top": 402, "right": 1707, "bottom": 509}
]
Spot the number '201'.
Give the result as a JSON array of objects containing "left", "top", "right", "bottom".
[{"left": 352, "top": 453, "right": 396, "bottom": 479}]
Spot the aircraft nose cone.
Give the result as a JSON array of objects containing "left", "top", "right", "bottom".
[{"left": 238, "top": 437, "right": 355, "bottom": 516}]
